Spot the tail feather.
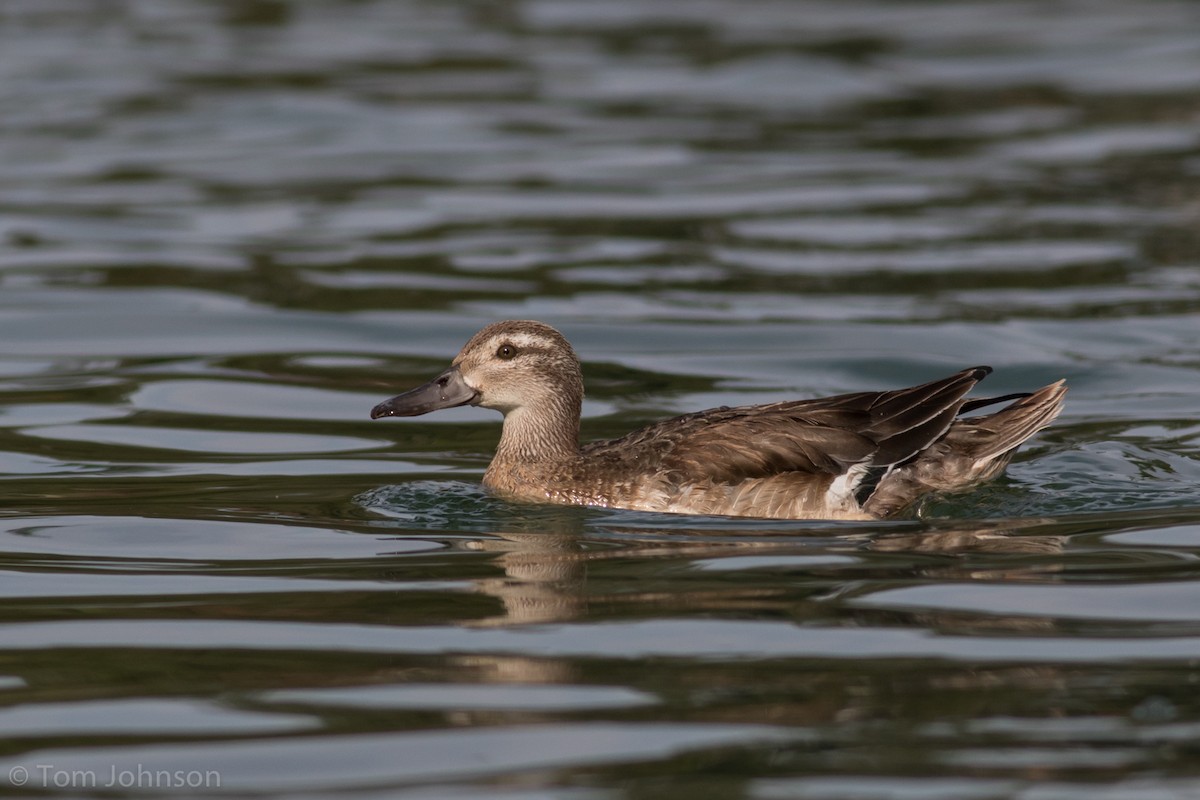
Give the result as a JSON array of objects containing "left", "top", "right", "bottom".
[
  {"left": 949, "top": 380, "right": 1066, "bottom": 462},
  {"left": 862, "top": 380, "right": 1066, "bottom": 518},
  {"left": 959, "top": 392, "right": 1032, "bottom": 414}
]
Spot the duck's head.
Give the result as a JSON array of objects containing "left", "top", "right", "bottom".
[{"left": 370, "top": 320, "right": 584, "bottom": 421}]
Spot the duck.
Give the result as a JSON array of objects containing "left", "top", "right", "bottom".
[{"left": 371, "top": 320, "right": 1066, "bottom": 520}]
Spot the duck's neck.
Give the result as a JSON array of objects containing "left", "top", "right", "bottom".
[{"left": 493, "top": 398, "right": 581, "bottom": 467}]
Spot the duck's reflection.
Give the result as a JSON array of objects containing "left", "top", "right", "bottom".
[
  {"left": 461, "top": 508, "right": 1068, "bottom": 627},
  {"left": 869, "top": 518, "right": 1065, "bottom": 554},
  {"left": 467, "top": 530, "right": 590, "bottom": 626}
]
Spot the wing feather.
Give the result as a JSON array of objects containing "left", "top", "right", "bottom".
[{"left": 581, "top": 367, "right": 991, "bottom": 485}]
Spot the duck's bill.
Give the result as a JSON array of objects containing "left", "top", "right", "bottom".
[{"left": 370, "top": 365, "right": 479, "bottom": 419}]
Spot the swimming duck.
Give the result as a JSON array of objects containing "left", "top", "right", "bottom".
[{"left": 371, "top": 320, "right": 1066, "bottom": 520}]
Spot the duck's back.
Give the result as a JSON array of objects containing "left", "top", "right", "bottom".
[{"left": 566, "top": 368, "right": 991, "bottom": 518}]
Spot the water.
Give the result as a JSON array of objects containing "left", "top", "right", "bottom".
[{"left": 2, "top": 0, "right": 1200, "bottom": 797}]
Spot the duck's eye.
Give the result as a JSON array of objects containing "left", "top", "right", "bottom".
[{"left": 496, "top": 344, "right": 517, "bottom": 360}]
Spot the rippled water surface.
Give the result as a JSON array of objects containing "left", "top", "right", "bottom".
[{"left": 2, "top": 0, "right": 1200, "bottom": 797}]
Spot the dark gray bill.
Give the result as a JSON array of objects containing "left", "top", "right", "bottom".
[{"left": 370, "top": 365, "right": 479, "bottom": 419}]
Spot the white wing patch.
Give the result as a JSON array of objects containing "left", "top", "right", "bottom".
[{"left": 825, "top": 462, "right": 870, "bottom": 511}]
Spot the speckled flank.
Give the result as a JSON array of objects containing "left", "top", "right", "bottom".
[{"left": 373, "top": 320, "right": 1067, "bottom": 520}]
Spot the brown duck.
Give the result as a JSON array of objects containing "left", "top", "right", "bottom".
[{"left": 371, "top": 320, "right": 1066, "bottom": 520}]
